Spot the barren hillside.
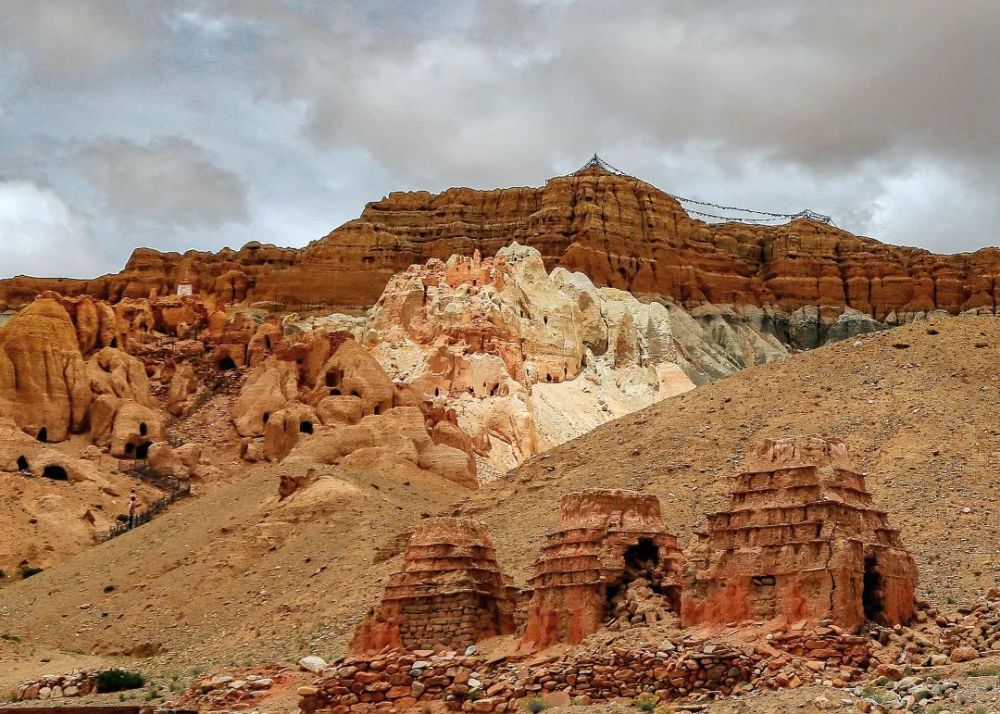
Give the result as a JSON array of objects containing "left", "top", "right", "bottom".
[
  {"left": 465, "top": 314, "right": 1000, "bottom": 602},
  {"left": 2, "top": 315, "right": 999, "bottom": 692}
]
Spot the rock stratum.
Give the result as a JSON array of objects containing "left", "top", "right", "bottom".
[{"left": 4, "top": 162, "right": 1000, "bottom": 349}]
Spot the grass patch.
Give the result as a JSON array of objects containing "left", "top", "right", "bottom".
[
  {"left": 635, "top": 694, "right": 659, "bottom": 712},
  {"left": 524, "top": 697, "right": 546, "bottom": 713},
  {"left": 967, "top": 664, "right": 1000, "bottom": 677}
]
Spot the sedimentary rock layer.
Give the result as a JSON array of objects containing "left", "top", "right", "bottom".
[{"left": 4, "top": 164, "right": 1000, "bottom": 322}]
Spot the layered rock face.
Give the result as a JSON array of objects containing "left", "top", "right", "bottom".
[
  {"left": 6, "top": 163, "right": 1000, "bottom": 340},
  {"left": 682, "top": 437, "right": 917, "bottom": 630},
  {"left": 521, "top": 489, "right": 684, "bottom": 650},
  {"left": 316, "top": 244, "right": 696, "bottom": 469},
  {"left": 352, "top": 518, "right": 517, "bottom": 653}
]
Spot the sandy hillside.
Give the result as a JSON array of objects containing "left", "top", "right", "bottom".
[
  {"left": 464, "top": 314, "right": 1000, "bottom": 601},
  {"left": 2, "top": 314, "right": 1000, "bottom": 692}
]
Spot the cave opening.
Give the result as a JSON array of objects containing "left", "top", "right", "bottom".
[
  {"left": 605, "top": 538, "right": 679, "bottom": 624},
  {"left": 863, "top": 556, "right": 886, "bottom": 623},
  {"left": 139, "top": 422, "right": 148, "bottom": 436},
  {"left": 16, "top": 455, "right": 29, "bottom": 471},
  {"left": 299, "top": 420, "right": 314, "bottom": 434},
  {"left": 42, "top": 465, "right": 68, "bottom": 481},
  {"left": 218, "top": 356, "right": 237, "bottom": 371},
  {"left": 36, "top": 427, "right": 48, "bottom": 443},
  {"left": 135, "top": 441, "right": 152, "bottom": 459}
]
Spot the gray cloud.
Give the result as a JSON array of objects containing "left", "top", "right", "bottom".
[
  {"left": 0, "top": 0, "right": 154, "bottom": 80},
  {"left": 0, "top": 180, "right": 108, "bottom": 278},
  {"left": 77, "top": 137, "right": 249, "bottom": 228},
  {"left": 0, "top": 0, "right": 998, "bottom": 279}
]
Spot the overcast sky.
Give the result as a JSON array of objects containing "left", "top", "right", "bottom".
[{"left": 1, "top": 0, "right": 998, "bottom": 279}]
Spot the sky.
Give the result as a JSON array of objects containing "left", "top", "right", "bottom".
[{"left": 1, "top": 0, "right": 998, "bottom": 279}]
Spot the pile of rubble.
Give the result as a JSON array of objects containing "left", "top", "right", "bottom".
[
  {"left": 848, "top": 675, "right": 961, "bottom": 713},
  {"left": 604, "top": 577, "right": 677, "bottom": 630},
  {"left": 870, "top": 592, "right": 1000, "bottom": 667},
  {"left": 17, "top": 670, "right": 96, "bottom": 700},
  {"left": 171, "top": 665, "right": 288, "bottom": 710}
]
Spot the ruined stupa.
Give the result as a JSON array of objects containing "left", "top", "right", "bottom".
[
  {"left": 682, "top": 436, "right": 917, "bottom": 629},
  {"left": 351, "top": 518, "right": 516, "bottom": 653},
  {"left": 521, "top": 489, "right": 684, "bottom": 649}
]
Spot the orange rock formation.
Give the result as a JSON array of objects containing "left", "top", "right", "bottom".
[
  {"left": 352, "top": 518, "right": 516, "bottom": 653},
  {"left": 681, "top": 437, "right": 917, "bottom": 630},
  {"left": 521, "top": 489, "right": 684, "bottom": 650},
  {"left": 5, "top": 164, "right": 1000, "bottom": 325}
]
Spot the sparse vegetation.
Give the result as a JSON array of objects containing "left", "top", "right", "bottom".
[
  {"left": 19, "top": 566, "right": 42, "bottom": 579},
  {"left": 967, "top": 664, "right": 1000, "bottom": 677},
  {"left": 95, "top": 668, "right": 145, "bottom": 693},
  {"left": 635, "top": 693, "right": 659, "bottom": 712},
  {"left": 0, "top": 633, "right": 21, "bottom": 643},
  {"left": 524, "top": 697, "right": 546, "bottom": 713}
]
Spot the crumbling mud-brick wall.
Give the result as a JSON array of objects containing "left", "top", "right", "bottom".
[
  {"left": 521, "top": 488, "right": 684, "bottom": 649},
  {"left": 682, "top": 436, "right": 917, "bottom": 630},
  {"left": 352, "top": 518, "right": 516, "bottom": 653}
]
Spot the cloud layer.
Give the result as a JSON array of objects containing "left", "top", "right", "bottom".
[{"left": 1, "top": 0, "right": 998, "bottom": 278}]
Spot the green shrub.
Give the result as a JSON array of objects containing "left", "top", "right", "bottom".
[
  {"left": 95, "top": 669, "right": 145, "bottom": 693},
  {"left": 524, "top": 697, "right": 546, "bottom": 713},
  {"left": 635, "top": 694, "right": 659, "bottom": 712}
]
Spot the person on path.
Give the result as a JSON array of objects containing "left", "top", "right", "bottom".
[{"left": 128, "top": 490, "right": 139, "bottom": 529}]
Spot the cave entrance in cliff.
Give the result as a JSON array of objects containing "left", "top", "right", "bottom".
[
  {"left": 299, "top": 420, "right": 314, "bottom": 434},
  {"left": 135, "top": 441, "right": 152, "bottom": 460},
  {"left": 217, "top": 356, "right": 237, "bottom": 371},
  {"left": 109, "top": 337, "right": 118, "bottom": 348},
  {"left": 863, "top": 556, "right": 886, "bottom": 623},
  {"left": 42, "top": 465, "right": 68, "bottom": 481},
  {"left": 16, "top": 455, "right": 29, "bottom": 472},
  {"left": 36, "top": 427, "right": 48, "bottom": 443},
  {"left": 139, "top": 422, "right": 148, "bottom": 437}
]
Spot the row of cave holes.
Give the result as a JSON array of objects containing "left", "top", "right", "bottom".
[
  {"left": 261, "top": 411, "right": 315, "bottom": 434},
  {"left": 324, "top": 371, "right": 389, "bottom": 415},
  {"left": 37, "top": 422, "right": 154, "bottom": 459},
  {"left": 15, "top": 455, "right": 67, "bottom": 481}
]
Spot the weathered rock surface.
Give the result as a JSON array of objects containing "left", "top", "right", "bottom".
[
  {"left": 321, "top": 244, "right": 697, "bottom": 469},
  {"left": 6, "top": 164, "right": 1000, "bottom": 339},
  {"left": 682, "top": 436, "right": 917, "bottom": 630},
  {"left": 0, "top": 299, "right": 90, "bottom": 442},
  {"left": 521, "top": 488, "right": 684, "bottom": 649},
  {"left": 352, "top": 518, "right": 516, "bottom": 653}
]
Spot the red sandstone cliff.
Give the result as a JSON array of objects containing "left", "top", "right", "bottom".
[{"left": 4, "top": 164, "right": 999, "bottom": 320}]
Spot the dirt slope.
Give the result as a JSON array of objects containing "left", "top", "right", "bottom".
[
  {"left": 463, "top": 315, "right": 1000, "bottom": 603},
  {"left": 2, "top": 315, "right": 999, "bottom": 692}
]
